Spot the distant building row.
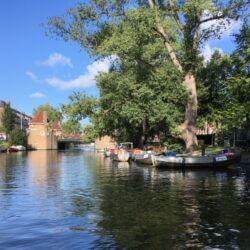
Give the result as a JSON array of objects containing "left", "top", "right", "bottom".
[{"left": 0, "top": 100, "right": 31, "bottom": 140}]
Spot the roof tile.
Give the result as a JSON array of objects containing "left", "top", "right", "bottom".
[{"left": 30, "top": 111, "right": 44, "bottom": 124}]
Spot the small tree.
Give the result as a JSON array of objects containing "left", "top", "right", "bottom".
[
  {"left": 10, "top": 128, "right": 27, "bottom": 146},
  {"left": 2, "top": 102, "right": 15, "bottom": 139}
]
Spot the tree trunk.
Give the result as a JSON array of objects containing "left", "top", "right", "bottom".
[
  {"left": 140, "top": 118, "right": 147, "bottom": 149},
  {"left": 180, "top": 72, "right": 198, "bottom": 152}
]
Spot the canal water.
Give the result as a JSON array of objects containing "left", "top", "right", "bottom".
[{"left": 0, "top": 149, "right": 250, "bottom": 249}]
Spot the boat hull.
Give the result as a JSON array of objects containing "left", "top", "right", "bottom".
[
  {"left": 111, "top": 152, "right": 130, "bottom": 162},
  {"left": 104, "top": 150, "right": 111, "bottom": 157},
  {"left": 152, "top": 153, "right": 241, "bottom": 168},
  {"left": 134, "top": 154, "right": 152, "bottom": 165}
]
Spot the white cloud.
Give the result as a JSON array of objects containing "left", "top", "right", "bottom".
[
  {"left": 40, "top": 52, "right": 73, "bottom": 68},
  {"left": 29, "top": 92, "right": 46, "bottom": 99},
  {"left": 202, "top": 44, "right": 223, "bottom": 61},
  {"left": 201, "top": 10, "right": 242, "bottom": 38},
  {"left": 26, "top": 71, "right": 42, "bottom": 83},
  {"left": 200, "top": 10, "right": 242, "bottom": 62},
  {"left": 45, "top": 58, "right": 112, "bottom": 90}
]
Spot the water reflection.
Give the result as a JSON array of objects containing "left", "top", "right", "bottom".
[
  {"left": 28, "top": 151, "right": 61, "bottom": 196},
  {"left": 0, "top": 151, "right": 249, "bottom": 249}
]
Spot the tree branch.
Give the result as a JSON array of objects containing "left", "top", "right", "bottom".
[
  {"left": 193, "top": 15, "right": 201, "bottom": 49},
  {"left": 199, "top": 13, "right": 227, "bottom": 24},
  {"left": 199, "top": 1, "right": 248, "bottom": 25},
  {"left": 148, "top": 0, "right": 183, "bottom": 73},
  {"left": 168, "top": 0, "right": 184, "bottom": 32}
]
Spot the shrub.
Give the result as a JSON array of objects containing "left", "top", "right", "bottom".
[
  {"left": 163, "top": 136, "right": 185, "bottom": 153},
  {"left": 10, "top": 128, "right": 27, "bottom": 146}
]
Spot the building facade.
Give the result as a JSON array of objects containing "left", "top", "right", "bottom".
[
  {"left": 28, "top": 111, "right": 58, "bottom": 150},
  {"left": 95, "top": 136, "right": 116, "bottom": 150},
  {"left": 0, "top": 100, "right": 31, "bottom": 130}
]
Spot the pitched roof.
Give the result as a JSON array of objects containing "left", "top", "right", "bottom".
[{"left": 30, "top": 111, "right": 44, "bottom": 124}]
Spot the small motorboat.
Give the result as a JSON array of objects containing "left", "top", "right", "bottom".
[
  {"left": 111, "top": 149, "right": 131, "bottom": 162},
  {"left": 151, "top": 152, "right": 241, "bottom": 168},
  {"left": 134, "top": 153, "right": 153, "bottom": 165},
  {"left": 11, "top": 145, "right": 26, "bottom": 151},
  {"left": 7, "top": 147, "right": 18, "bottom": 153},
  {"left": 104, "top": 149, "right": 112, "bottom": 157}
]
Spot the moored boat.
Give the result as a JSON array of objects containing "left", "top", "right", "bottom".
[
  {"left": 134, "top": 153, "right": 153, "bottom": 165},
  {"left": 7, "top": 147, "right": 18, "bottom": 153},
  {"left": 104, "top": 149, "right": 112, "bottom": 157},
  {"left": 11, "top": 145, "right": 26, "bottom": 151},
  {"left": 111, "top": 149, "right": 130, "bottom": 162},
  {"left": 151, "top": 152, "right": 241, "bottom": 168}
]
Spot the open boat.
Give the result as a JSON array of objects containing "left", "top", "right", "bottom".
[
  {"left": 134, "top": 153, "right": 153, "bottom": 165},
  {"left": 111, "top": 149, "right": 130, "bottom": 162},
  {"left": 151, "top": 152, "right": 241, "bottom": 168},
  {"left": 110, "top": 142, "right": 133, "bottom": 162},
  {"left": 104, "top": 149, "right": 112, "bottom": 157}
]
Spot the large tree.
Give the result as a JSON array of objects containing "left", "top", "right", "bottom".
[
  {"left": 60, "top": 14, "right": 187, "bottom": 147},
  {"left": 47, "top": 0, "right": 248, "bottom": 151}
]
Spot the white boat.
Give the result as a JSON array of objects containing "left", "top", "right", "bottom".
[
  {"left": 111, "top": 149, "right": 130, "bottom": 162},
  {"left": 133, "top": 151, "right": 153, "bottom": 165},
  {"left": 10, "top": 145, "right": 26, "bottom": 151},
  {"left": 151, "top": 153, "right": 241, "bottom": 168},
  {"left": 104, "top": 149, "right": 112, "bottom": 157}
]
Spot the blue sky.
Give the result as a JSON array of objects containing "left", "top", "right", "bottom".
[{"left": 0, "top": 0, "right": 242, "bottom": 116}]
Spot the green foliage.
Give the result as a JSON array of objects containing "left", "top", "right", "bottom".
[
  {"left": 33, "top": 104, "right": 62, "bottom": 123},
  {"left": 46, "top": 0, "right": 248, "bottom": 73},
  {"left": 59, "top": 7, "right": 187, "bottom": 147},
  {"left": 2, "top": 102, "right": 15, "bottom": 137},
  {"left": 163, "top": 136, "right": 185, "bottom": 153},
  {"left": 197, "top": 50, "right": 233, "bottom": 125},
  {"left": 0, "top": 141, "right": 9, "bottom": 149},
  {"left": 197, "top": 22, "right": 250, "bottom": 139},
  {"left": 61, "top": 93, "right": 98, "bottom": 121},
  {"left": 9, "top": 128, "right": 27, "bottom": 146},
  {"left": 62, "top": 119, "right": 82, "bottom": 134},
  {"left": 82, "top": 124, "right": 98, "bottom": 143},
  {"left": 46, "top": 0, "right": 249, "bottom": 149},
  {"left": 0, "top": 126, "right": 5, "bottom": 133},
  {"left": 224, "top": 21, "right": 250, "bottom": 130}
]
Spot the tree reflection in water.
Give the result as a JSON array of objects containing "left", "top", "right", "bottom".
[{"left": 0, "top": 150, "right": 249, "bottom": 249}]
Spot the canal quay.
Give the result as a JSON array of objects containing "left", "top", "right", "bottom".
[{"left": 0, "top": 148, "right": 250, "bottom": 249}]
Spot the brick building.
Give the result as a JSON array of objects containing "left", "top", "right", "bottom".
[
  {"left": 27, "top": 111, "right": 58, "bottom": 150},
  {"left": 95, "top": 135, "right": 116, "bottom": 150}
]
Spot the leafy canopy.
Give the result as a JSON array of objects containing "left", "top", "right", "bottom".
[{"left": 32, "top": 104, "right": 62, "bottom": 123}]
